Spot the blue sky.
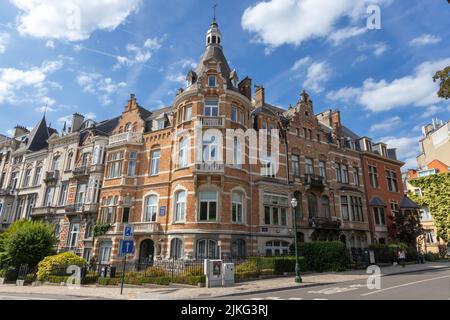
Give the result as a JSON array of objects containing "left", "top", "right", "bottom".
[{"left": 0, "top": 0, "right": 449, "bottom": 169}]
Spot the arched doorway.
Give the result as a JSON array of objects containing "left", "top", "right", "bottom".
[
  {"left": 138, "top": 239, "right": 155, "bottom": 269},
  {"left": 340, "top": 234, "right": 347, "bottom": 246}
]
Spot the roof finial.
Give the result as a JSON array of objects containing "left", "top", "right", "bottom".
[{"left": 213, "top": 3, "right": 217, "bottom": 23}]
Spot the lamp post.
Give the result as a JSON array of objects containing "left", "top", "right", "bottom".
[{"left": 291, "top": 197, "right": 302, "bottom": 283}]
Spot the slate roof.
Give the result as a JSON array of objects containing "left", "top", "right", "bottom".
[
  {"left": 399, "top": 195, "right": 421, "bottom": 209},
  {"left": 26, "top": 116, "right": 51, "bottom": 151},
  {"left": 196, "top": 45, "right": 232, "bottom": 87},
  {"left": 342, "top": 125, "right": 361, "bottom": 140},
  {"left": 369, "top": 196, "right": 386, "bottom": 207}
]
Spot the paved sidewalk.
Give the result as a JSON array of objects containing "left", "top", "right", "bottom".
[{"left": 0, "top": 261, "right": 448, "bottom": 300}]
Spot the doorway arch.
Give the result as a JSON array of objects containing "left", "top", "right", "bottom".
[{"left": 138, "top": 239, "right": 155, "bottom": 268}]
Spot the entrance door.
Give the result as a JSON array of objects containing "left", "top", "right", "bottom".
[{"left": 138, "top": 239, "right": 155, "bottom": 269}]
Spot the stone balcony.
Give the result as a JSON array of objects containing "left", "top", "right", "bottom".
[
  {"left": 44, "top": 170, "right": 60, "bottom": 183},
  {"left": 108, "top": 131, "right": 143, "bottom": 146},
  {"left": 72, "top": 166, "right": 89, "bottom": 178},
  {"left": 65, "top": 203, "right": 99, "bottom": 214},
  {"left": 198, "top": 116, "right": 225, "bottom": 128},
  {"left": 132, "top": 222, "right": 160, "bottom": 234},
  {"left": 304, "top": 174, "right": 325, "bottom": 189},
  {"left": 32, "top": 206, "right": 56, "bottom": 216},
  {"left": 0, "top": 188, "right": 16, "bottom": 197},
  {"left": 195, "top": 161, "right": 224, "bottom": 174}
]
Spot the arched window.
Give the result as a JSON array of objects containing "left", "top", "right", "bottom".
[
  {"left": 178, "top": 138, "right": 189, "bottom": 168},
  {"left": 196, "top": 239, "right": 218, "bottom": 259},
  {"left": 125, "top": 122, "right": 132, "bottom": 132},
  {"left": 232, "top": 190, "right": 244, "bottom": 223},
  {"left": 144, "top": 195, "right": 158, "bottom": 222},
  {"left": 199, "top": 190, "right": 218, "bottom": 221},
  {"left": 174, "top": 190, "right": 186, "bottom": 222},
  {"left": 321, "top": 196, "right": 330, "bottom": 219},
  {"left": 307, "top": 193, "right": 318, "bottom": 218},
  {"left": 231, "top": 239, "right": 246, "bottom": 258},
  {"left": 202, "top": 132, "right": 219, "bottom": 162},
  {"left": 233, "top": 137, "right": 242, "bottom": 168},
  {"left": 170, "top": 238, "right": 184, "bottom": 260},
  {"left": 51, "top": 155, "right": 60, "bottom": 171}
]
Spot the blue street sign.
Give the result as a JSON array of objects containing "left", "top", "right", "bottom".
[
  {"left": 159, "top": 206, "right": 166, "bottom": 217},
  {"left": 123, "top": 224, "right": 133, "bottom": 237},
  {"left": 120, "top": 240, "right": 134, "bottom": 256}
]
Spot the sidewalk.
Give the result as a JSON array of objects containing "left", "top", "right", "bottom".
[{"left": 0, "top": 261, "right": 448, "bottom": 300}]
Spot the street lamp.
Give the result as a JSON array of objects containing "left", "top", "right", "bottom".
[{"left": 291, "top": 197, "right": 302, "bottom": 283}]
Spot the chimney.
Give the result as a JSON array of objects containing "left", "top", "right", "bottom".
[
  {"left": 13, "top": 125, "right": 29, "bottom": 138},
  {"left": 71, "top": 113, "right": 85, "bottom": 132},
  {"left": 254, "top": 85, "right": 265, "bottom": 108},
  {"left": 331, "top": 110, "right": 341, "bottom": 129},
  {"left": 238, "top": 77, "right": 252, "bottom": 101}
]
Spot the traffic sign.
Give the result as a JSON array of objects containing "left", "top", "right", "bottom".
[
  {"left": 123, "top": 224, "right": 133, "bottom": 238},
  {"left": 120, "top": 240, "right": 134, "bottom": 256}
]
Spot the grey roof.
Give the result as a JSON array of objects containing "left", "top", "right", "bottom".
[
  {"left": 95, "top": 117, "right": 120, "bottom": 135},
  {"left": 342, "top": 125, "right": 361, "bottom": 140},
  {"left": 195, "top": 45, "right": 231, "bottom": 86},
  {"left": 146, "top": 106, "right": 173, "bottom": 121},
  {"left": 252, "top": 104, "right": 286, "bottom": 117},
  {"left": 26, "top": 116, "right": 51, "bottom": 151},
  {"left": 369, "top": 196, "right": 386, "bottom": 207},
  {"left": 399, "top": 195, "right": 421, "bottom": 209},
  {"left": 137, "top": 106, "right": 152, "bottom": 120}
]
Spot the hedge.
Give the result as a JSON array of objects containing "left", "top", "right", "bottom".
[
  {"left": 249, "top": 256, "right": 307, "bottom": 275},
  {"left": 424, "top": 252, "right": 441, "bottom": 261},
  {"left": 37, "top": 252, "right": 87, "bottom": 281},
  {"left": 172, "top": 275, "right": 205, "bottom": 286},
  {"left": 98, "top": 277, "right": 120, "bottom": 286},
  {"left": 297, "top": 241, "right": 349, "bottom": 272}
]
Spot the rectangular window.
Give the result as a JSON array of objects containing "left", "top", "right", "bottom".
[
  {"left": 369, "top": 165, "right": 379, "bottom": 188},
  {"left": 59, "top": 183, "right": 68, "bottom": 206},
  {"left": 44, "top": 187, "right": 55, "bottom": 207},
  {"left": 23, "top": 169, "right": 32, "bottom": 187},
  {"left": 342, "top": 165, "right": 349, "bottom": 184},
  {"left": 150, "top": 150, "right": 160, "bottom": 176},
  {"left": 199, "top": 191, "right": 217, "bottom": 221},
  {"left": 75, "top": 184, "right": 87, "bottom": 208},
  {"left": 341, "top": 196, "right": 349, "bottom": 221},
  {"left": 127, "top": 151, "right": 137, "bottom": 177},
  {"left": 107, "top": 152, "right": 124, "bottom": 178},
  {"left": 292, "top": 154, "right": 300, "bottom": 176},
  {"left": 386, "top": 170, "right": 398, "bottom": 192},
  {"left": 264, "top": 206, "right": 271, "bottom": 225},
  {"left": 204, "top": 99, "right": 219, "bottom": 117},
  {"left": 208, "top": 75, "right": 216, "bottom": 87},
  {"left": 425, "top": 230, "right": 436, "bottom": 244},
  {"left": 33, "top": 167, "right": 42, "bottom": 186},
  {"left": 239, "top": 111, "right": 244, "bottom": 125},
  {"left": 335, "top": 163, "right": 342, "bottom": 182},
  {"left": 184, "top": 106, "right": 192, "bottom": 121},
  {"left": 231, "top": 106, "right": 238, "bottom": 122},
  {"left": 157, "top": 119, "right": 165, "bottom": 130},
  {"left": 374, "top": 207, "right": 386, "bottom": 225},
  {"left": 319, "top": 161, "right": 326, "bottom": 180},
  {"left": 122, "top": 207, "right": 130, "bottom": 223},
  {"left": 305, "top": 158, "right": 314, "bottom": 175},
  {"left": 263, "top": 194, "right": 288, "bottom": 226},
  {"left": 353, "top": 167, "right": 360, "bottom": 186},
  {"left": 67, "top": 223, "right": 80, "bottom": 248}
]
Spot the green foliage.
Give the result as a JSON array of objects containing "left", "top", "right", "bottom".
[
  {"left": 0, "top": 266, "right": 17, "bottom": 280},
  {"left": 409, "top": 173, "right": 450, "bottom": 242},
  {"left": 98, "top": 277, "right": 120, "bottom": 286},
  {"left": 141, "top": 276, "right": 171, "bottom": 285},
  {"left": 37, "top": 252, "right": 87, "bottom": 281},
  {"left": 235, "top": 271, "right": 260, "bottom": 281},
  {"left": 368, "top": 243, "right": 409, "bottom": 263},
  {"left": 144, "top": 266, "right": 167, "bottom": 277},
  {"left": 171, "top": 275, "right": 205, "bottom": 286},
  {"left": 424, "top": 252, "right": 441, "bottom": 261},
  {"left": 296, "top": 241, "right": 349, "bottom": 272},
  {"left": 438, "top": 245, "right": 448, "bottom": 259},
  {"left": 235, "top": 260, "right": 260, "bottom": 274},
  {"left": 433, "top": 66, "right": 450, "bottom": 99},
  {"left": 249, "top": 256, "right": 306, "bottom": 275},
  {"left": 93, "top": 224, "right": 112, "bottom": 237},
  {"left": 1, "top": 220, "right": 58, "bottom": 268}
]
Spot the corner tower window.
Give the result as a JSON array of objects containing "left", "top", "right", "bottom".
[{"left": 208, "top": 76, "right": 216, "bottom": 87}]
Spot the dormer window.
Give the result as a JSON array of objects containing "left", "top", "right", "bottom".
[
  {"left": 157, "top": 119, "right": 165, "bottom": 130},
  {"left": 208, "top": 76, "right": 216, "bottom": 87},
  {"left": 212, "top": 35, "right": 216, "bottom": 44}
]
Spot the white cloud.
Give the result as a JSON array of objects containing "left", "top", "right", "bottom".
[
  {"left": 114, "top": 36, "right": 165, "bottom": 69},
  {"left": 76, "top": 72, "right": 126, "bottom": 106},
  {"left": 291, "top": 57, "right": 311, "bottom": 72},
  {"left": 358, "top": 42, "right": 389, "bottom": 57},
  {"left": 241, "top": 0, "right": 387, "bottom": 50},
  {"left": 11, "top": 0, "right": 142, "bottom": 41},
  {"left": 0, "top": 32, "right": 10, "bottom": 53},
  {"left": 410, "top": 34, "right": 441, "bottom": 46},
  {"left": 303, "top": 61, "right": 332, "bottom": 93},
  {"left": 57, "top": 112, "right": 96, "bottom": 125},
  {"left": 45, "top": 40, "right": 55, "bottom": 49},
  {"left": 369, "top": 116, "right": 401, "bottom": 132},
  {"left": 328, "top": 26, "right": 367, "bottom": 46},
  {"left": 327, "top": 58, "right": 450, "bottom": 112},
  {"left": 380, "top": 135, "right": 421, "bottom": 169},
  {"left": 0, "top": 60, "right": 63, "bottom": 105},
  {"left": 420, "top": 105, "right": 443, "bottom": 119}
]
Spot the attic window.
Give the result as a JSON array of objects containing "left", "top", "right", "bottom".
[
  {"left": 305, "top": 111, "right": 309, "bottom": 116},
  {"left": 212, "top": 36, "right": 216, "bottom": 44},
  {"left": 208, "top": 76, "right": 216, "bottom": 87}
]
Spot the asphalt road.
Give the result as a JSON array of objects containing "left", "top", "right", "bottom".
[
  {"left": 215, "top": 267, "right": 450, "bottom": 300},
  {"left": 0, "top": 292, "right": 107, "bottom": 300}
]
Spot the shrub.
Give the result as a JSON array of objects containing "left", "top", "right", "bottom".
[
  {"left": 235, "top": 271, "right": 260, "bottom": 281},
  {"left": 144, "top": 266, "right": 167, "bottom": 277},
  {"left": 141, "top": 276, "right": 171, "bottom": 285},
  {"left": 260, "top": 269, "right": 275, "bottom": 276},
  {"left": 185, "top": 266, "right": 204, "bottom": 276},
  {"left": 37, "top": 252, "right": 87, "bottom": 281},
  {"left": 424, "top": 252, "right": 440, "bottom": 261},
  {"left": 172, "top": 275, "right": 205, "bottom": 286},
  {"left": 438, "top": 245, "right": 448, "bottom": 259},
  {"left": 98, "top": 277, "right": 120, "bottom": 286},
  {"left": 0, "top": 267, "right": 18, "bottom": 281},
  {"left": 251, "top": 256, "right": 307, "bottom": 275},
  {"left": 235, "top": 260, "right": 260, "bottom": 274},
  {"left": 1, "top": 220, "right": 58, "bottom": 268},
  {"left": 297, "top": 241, "right": 349, "bottom": 272}
]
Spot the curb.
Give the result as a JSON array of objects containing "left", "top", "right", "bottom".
[{"left": 210, "top": 264, "right": 450, "bottom": 299}]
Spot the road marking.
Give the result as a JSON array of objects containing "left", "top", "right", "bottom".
[
  {"left": 266, "top": 296, "right": 283, "bottom": 300},
  {"left": 361, "top": 274, "right": 450, "bottom": 296},
  {"left": 308, "top": 286, "right": 359, "bottom": 295},
  {"left": 313, "top": 298, "right": 328, "bottom": 300},
  {"left": 288, "top": 297, "right": 303, "bottom": 300},
  {"left": 0, "top": 295, "right": 58, "bottom": 300}
]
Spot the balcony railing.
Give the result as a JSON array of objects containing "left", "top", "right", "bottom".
[
  {"left": 65, "top": 203, "right": 99, "bottom": 213},
  {"left": 90, "top": 164, "right": 104, "bottom": 173},
  {"left": 0, "top": 188, "right": 15, "bottom": 196},
  {"left": 309, "top": 216, "right": 341, "bottom": 230},
  {"left": 198, "top": 116, "right": 225, "bottom": 127},
  {"left": 109, "top": 131, "right": 143, "bottom": 146},
  {"left": 304, "top": 174, "right": 325, "bottom": 189},
  {"left": 44, "top": 170, "right": 60, "bottom": 183},
  {"left": 195, "top": 161, "right": 224, "bottom": 173},
  {"left": 132, "top": 222, "right": 160, "bottom": 234},
  {"left": 32, "top": 206, "right": 56, "bottom": 216},
  {"left": 73, "top": 166, "right": 88, "bottom": 177}
]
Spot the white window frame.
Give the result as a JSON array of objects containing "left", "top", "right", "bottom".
[
  {"left": 144, "top": 195, "right": 158, "bottom": 222},
  {"left": 174, "top": 190, "right": 186, "bottom": 222}
]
